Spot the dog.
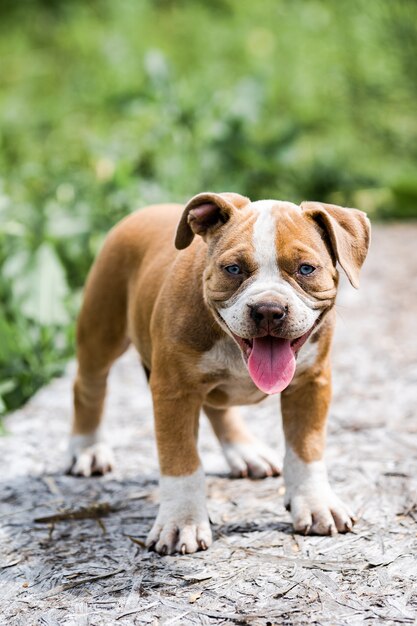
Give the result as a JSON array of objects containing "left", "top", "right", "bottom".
[{"left": 68, "top": 192, "right": 370, "bottom": 555}]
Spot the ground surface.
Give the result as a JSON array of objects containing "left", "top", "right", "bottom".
[{"left": 1, "top": 224, "right": 417, "bottom": 626}]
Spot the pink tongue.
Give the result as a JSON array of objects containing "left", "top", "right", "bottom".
[{"left": 248, "top": 336, "right": 296, "bottom": 394}]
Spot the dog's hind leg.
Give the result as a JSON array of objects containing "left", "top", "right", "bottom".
[
  {"left": 203, "top": 406, "right": 281, "bottom": 478},
  {"left": 68, "top": 233, "right": 130, "bottom": 477}
]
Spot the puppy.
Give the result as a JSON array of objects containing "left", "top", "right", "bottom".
[{"left": 68, "top": 192, "right": 370, "bottom": 555}]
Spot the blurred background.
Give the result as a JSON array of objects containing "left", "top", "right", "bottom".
[{"left": 0, "top": 0, "right": 416, "bottom": 417}]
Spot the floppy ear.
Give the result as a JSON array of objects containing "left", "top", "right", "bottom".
[
  {"left": 175, "top": 192, "right": 250, "bottom": 250},
  {"left": 301, "top": 201, "right": 371, "bottom": 288}
]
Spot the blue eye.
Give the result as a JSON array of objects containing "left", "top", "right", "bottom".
[
  {"left": 225, "top": 264, "right": 242, "bottom": 275},
  {"left": 299, "top": 264, "right": 316, "bottom": 276}
]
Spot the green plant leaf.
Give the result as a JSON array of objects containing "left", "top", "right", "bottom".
[{"left": 4, "top": 244, "right": 70, "bottom": 326}]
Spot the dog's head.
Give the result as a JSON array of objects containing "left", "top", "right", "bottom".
[{"left": 175, "top": 192, "right": 370, "bottom": 394}]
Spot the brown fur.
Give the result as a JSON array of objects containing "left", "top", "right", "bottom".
[
  {"left": 73, "top": 193, "right": 369, "bottom": 477},
  {"left": 281, "top": 313, "right": 334, "bottom": 462}
]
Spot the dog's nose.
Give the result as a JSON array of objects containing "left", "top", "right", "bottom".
[{"left": 249, "top": 302, "right": 287, "bottom": 330}]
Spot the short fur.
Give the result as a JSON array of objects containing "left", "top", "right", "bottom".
[{"left": 69, "top": 192, "right": 370, "bottom": 554}]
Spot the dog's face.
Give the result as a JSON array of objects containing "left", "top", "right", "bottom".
[{"left": 176, "top": 192, "right": 370, "bottom": 394}]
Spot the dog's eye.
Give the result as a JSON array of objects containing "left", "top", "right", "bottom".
[
  {"left": 298, "top": 264, "right": 316, "bottom": 276},
  {"left": 224, "top": 264, "right": 242, "bottom": 275}
]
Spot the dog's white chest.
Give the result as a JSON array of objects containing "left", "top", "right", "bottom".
[
  {"left": 295, "top": 337, "right": 319, "bottom": 373},
  {"left": 199, "top": 337, "right": 247, "bottom": 377},
  {"left": 199, "top": 338, "right": 266, "bottom": 406}
]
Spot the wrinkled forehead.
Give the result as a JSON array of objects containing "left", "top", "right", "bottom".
[
  {"left": 251, "top": 200, "right": 303, "bottom": 243},
  {"left": 218, "top": 199, "right": 325, "bottom": 257}
]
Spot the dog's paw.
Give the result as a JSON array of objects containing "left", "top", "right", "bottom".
[
  {"left": 146, "top": 513, "right": 212, "bottom": 555},
  {"left": 67, "top": 435, "right": 115, "bottom": 477},
  {"left": 285, "top": 489, "right": 356, "bottom": 536},
  {"left": 146, "top": 468, "right": 212, "bottom": 555},
  {"left": 221, "top": 441, "right": 281, "bottom": 478},
  {"left": 283, "top": 450, "right": 356, "bottom": 536}
]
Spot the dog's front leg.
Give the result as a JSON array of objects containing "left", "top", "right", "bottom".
[
  {"left": 146, "top": 387, "right": 212, "bottom": 555},
  {"left": 281, "top": 368, "right": 356, "bottom": 535}
]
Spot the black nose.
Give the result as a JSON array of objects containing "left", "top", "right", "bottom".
[{"left": 249, "top": 302, "right": 287, "bottom": 330}]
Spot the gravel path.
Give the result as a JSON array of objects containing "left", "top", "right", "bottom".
[{"left": 1, "top": 224, "right": 417, "bottom": 625}]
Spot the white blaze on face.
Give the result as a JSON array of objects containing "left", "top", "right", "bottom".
[
  {"left": 251, "top": 200, "right": 281, "bottom": 281},
  {"left": 218, "top": 199, "right": 320, "bottom": 339}
]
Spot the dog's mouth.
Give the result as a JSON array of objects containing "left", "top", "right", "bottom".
[{"left": 230, "top": 323, "right": 318, "bottom": 395}]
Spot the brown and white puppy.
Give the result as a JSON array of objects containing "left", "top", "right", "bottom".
[{"left": 68, "top": 192, "right": 370, "bottom": 555}]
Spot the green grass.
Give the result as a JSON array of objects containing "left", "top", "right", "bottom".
[{"left": 0, "top": 0, "right": 416, "bottom": 415}]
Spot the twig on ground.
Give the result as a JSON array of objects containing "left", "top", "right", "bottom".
[
  {"left": 33, "top": 568, "right": 126, "bottom": 600},
  {"left": 115, "top": 602, "right": 159, "bottom": 621},
  {"left": 34, "top": 502, "right": 114, "bottom": 523}
]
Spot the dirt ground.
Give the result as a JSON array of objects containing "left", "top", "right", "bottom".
[{"left": 1, "top": 224, "right": 417, "bottom": 626}]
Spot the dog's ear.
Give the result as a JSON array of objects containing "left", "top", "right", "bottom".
[
  {"left": 301, "top": 201, "right": 371, "bottom": 288},
  {"left": 175, "top": 192, "right": 250, "bottom": 250}
]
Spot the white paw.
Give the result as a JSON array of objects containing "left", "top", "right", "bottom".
[
  {"left": 283, "top": 448, "right": 355, "bottom": 535},
  {"left": 67, "top": 435, "right": 115, "bottom": 477},
  {"left": 221, "top": 441, "right": 281, "bottom": 478},
  {"left": 146, "top": 513, "right": 212, "bottom": 555},
  {"left": 146, "top": 468, "right": 212, "bottom": 555},
  {"left": 285, "top": 488, "right": 356, "bottom": 535}
]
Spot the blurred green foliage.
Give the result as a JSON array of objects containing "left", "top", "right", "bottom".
[{"left": 0, "top": 0, "right": 416, "bottom": 414}]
